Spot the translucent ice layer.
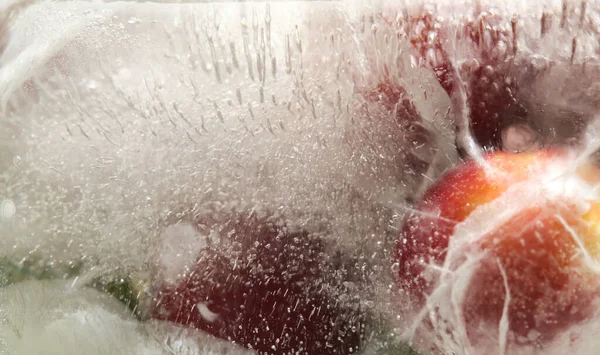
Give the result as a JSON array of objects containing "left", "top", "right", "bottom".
[
  {"left": 1, "top": 0, "right": 600, "bottom": 354},
  {"left": 0, "top": 279, "right": 252, "bottom": 354}
]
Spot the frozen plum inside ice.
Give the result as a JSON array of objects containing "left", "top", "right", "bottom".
[
  {"left": 396, "top": 149, "right": 600, "bottom": 347},
  {"left": 150, "top": 211, "right": 365, "bottom": 355}
]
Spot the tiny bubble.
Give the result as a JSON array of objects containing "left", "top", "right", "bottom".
[
  {"left": 1, "top": 200, "right": 16, "bottom": 220},
  {"left": 12, "top": 155, "right": 21, "bottom": 166}
]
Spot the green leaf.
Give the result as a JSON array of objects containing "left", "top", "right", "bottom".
[
  {"left": 361, "top": 312, "right": 421, "bottom": 355},
  {"left": 92, "top": 277, "right": 149, "bottom": 320},
  {"left": 0, "top": 258, "right": 82, "bottom": 287}
]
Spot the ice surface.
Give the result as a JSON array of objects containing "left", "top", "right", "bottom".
[
  {"left": 155, "top": 222, "right": 209, "bottom": 286},
  {"left": 1, "top": 0, "right": 600, "bottom": 354},
  {"left": 0, "top": 279, "right": 251, "bottom": 355},
  {"left": 0, "top": 0, "right": 411, "bottom": 273},
  {"left": 1, "top": 2, "right": 412, "bottom": 353}
]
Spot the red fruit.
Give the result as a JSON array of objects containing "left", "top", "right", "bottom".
[
  {"left": 150, "top": 212, "right": 364, "bottom": 355},
  {"left": 458, "top": 12, "right": 521, "bottom": 149},
  {"left": 376, "top": 6, "right": 535, "bottom": 151},
  {"left": 396, "top": 150, "right": 600, "bottom": 346}
]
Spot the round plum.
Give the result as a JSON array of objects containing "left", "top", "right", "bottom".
[
  {"left": 396, "top": 149, "right": 600, "bottom": 346},
  {"left": 150, "top": 211, "right": 365, "bottom": 355}
]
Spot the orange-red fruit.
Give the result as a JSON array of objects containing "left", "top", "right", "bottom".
[{"left": 396, "top": 150, "right": 600, "bottom": 345}]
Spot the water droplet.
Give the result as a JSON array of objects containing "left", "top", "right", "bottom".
[{"left": 1, "top": 200, "right": 16, "bottom": 220}]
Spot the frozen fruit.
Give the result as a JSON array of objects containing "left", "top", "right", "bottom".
[
  {"left": 396, "top": 149, "right": 600, "bottom": 345},
  {"left": 375, "top": 6, "right": 547, "bottom": 152},
  {"left": 150, "top": 211, "right": 364, "bottom": 355}
]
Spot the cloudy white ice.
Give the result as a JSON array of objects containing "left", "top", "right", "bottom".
[{"left": 0, "top": 0, "right": 600, "bottom": 354}]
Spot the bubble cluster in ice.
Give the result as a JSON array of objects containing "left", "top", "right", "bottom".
[{"left": 1, "top": 0, "right": 600, "bottom": 354}]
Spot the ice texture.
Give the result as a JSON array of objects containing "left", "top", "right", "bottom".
[
  {"left": 403, "top": 157, "right": 600, "bottom": 354},
  {"left": 0, "top": 1, "right": 411, "bottom": 353},
  {"left": 0, "top": 0, "right": 412, "bottom": 274},
  {"left": 1, "top": 0, "right": 600, "bottom": 354},
  {"left": 0, "top": 279, "right": 252, "bottom": 355}
]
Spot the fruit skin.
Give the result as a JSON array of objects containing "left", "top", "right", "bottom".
[
  {"left": 377, "top": 6, "right": 531, "bottom": 151},
  {"left": 150, "top": 212, "right": 364, "bottom": 355},
  {"left": 396, "top": 150, "right": 559, "bottom": 297},
  {"left": 396, "top": 150, "right": 600, "bottom": 345}
]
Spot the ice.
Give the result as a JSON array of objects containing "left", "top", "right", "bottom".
[
  {"left": 0, "top": 200, "right": 15, "bottom": 220},
  {"left": 1, "top": 0, "right": 600, "bottom": 354},
  {"left": 0, "top": 279, "right": 251, "bottom": 355},
  {"left": 154, "top": 222, "right": 209, "bottom": 286},
  {"left": 0, "top": 2, "right": 410, "bottom": 353},
  {"left": 0, "top": 0, "right": 410, "bottom": 273}
]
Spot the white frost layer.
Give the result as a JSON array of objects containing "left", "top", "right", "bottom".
[
  {"left": 156, "top": 222, "right": 208, "bottom": 286},
  {"left": 0, "top": 280, "right": 252, "bottom": 355},
  {"left": 0, "top": 279, "right": 162, "bottom": 355}
]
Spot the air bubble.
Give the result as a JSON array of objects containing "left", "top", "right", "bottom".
[
  {"left": 197, "top": 302, "right": 220, "bottom": 322},
  {"left": 86, "top": 81, "right": 97, "bottom": 90},
  {"left": 501, "top": 122, "right": 540, "bottom": 153},
  {"left": 1, "top": 200, "right": 16, "bottom": 220},
  {"left": 483, "top": 65, "right": 495, "bottom": 77},
  {"left": 12, "top": 155, "right": 21, "bottom": 166}
]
